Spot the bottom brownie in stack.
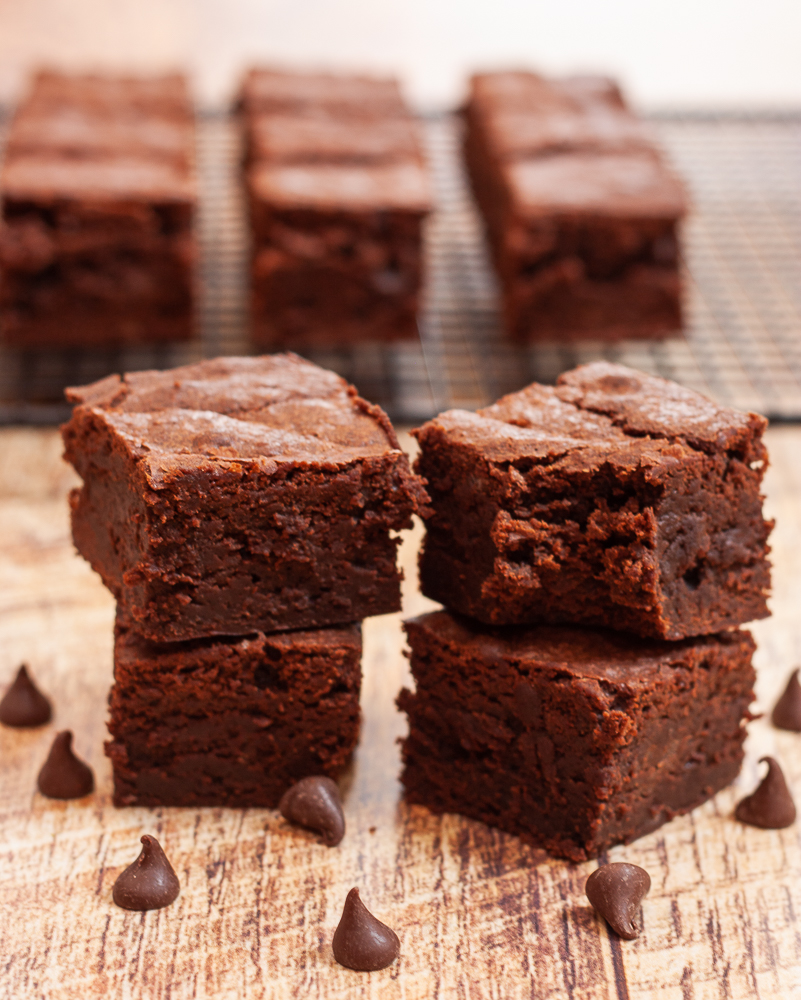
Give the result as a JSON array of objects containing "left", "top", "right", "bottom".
[
  {"left": 107, "top": 614, "right": 362, "bottom": 808},
  {"left": 399, "top": 611, "right": 756, "bottom": 861}
]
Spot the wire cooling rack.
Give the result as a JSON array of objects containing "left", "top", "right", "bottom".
[{"left": 0, "top": 110, "right": 799, "bottom": 423}]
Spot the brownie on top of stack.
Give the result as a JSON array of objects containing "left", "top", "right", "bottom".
[
  {"left": 399, "top": 362, "right": 771, "bottom": 860},
  {"left": 463, "top": 71, "right": 688, "bottom": 343},
  {"left": 62, "top": 353, "right": 425, "bottom": 807},
  {"left": 239, "top": 68, "right": 432, "bottom": 348},
  {"left": 0, "top": 71, "right": 196, "bottom": 349}
]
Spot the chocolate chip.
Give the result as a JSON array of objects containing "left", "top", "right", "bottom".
[
  {"left": 332, "top": 888, "right": 400, "bottom": 971},
  {"left": 586, "top": 862, "right": 651, "bottom": 940},
  {"left": 772, "top": 670, "right": 801, "bottom": 731},
  {"left": 37, "top": 731, "right": 94, "bottom": 799},
  {"left": 0, "top": 664, "right": 51, "bottom": 727},
  {"left": 112, "top": 835, "right": 181, "bottom": 911},
  {"left": 279, "top": 776, "right": 345, "bottom": 846},
  {"left": 735, "top": 756, "right": 796, "bottom": 829}
]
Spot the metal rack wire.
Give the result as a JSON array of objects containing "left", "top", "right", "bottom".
[{"left": 0, "top": 110, "right": 799, "bottom": 423}]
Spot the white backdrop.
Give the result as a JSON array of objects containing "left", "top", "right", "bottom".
[{"left": 0, "top": 0, "right": 799, "bottom": 109}]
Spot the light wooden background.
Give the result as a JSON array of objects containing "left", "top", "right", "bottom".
[{"left": 2, "top": 426, "right": 801, "bottom": 1000}]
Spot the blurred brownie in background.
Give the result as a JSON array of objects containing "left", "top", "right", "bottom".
[
  {"left": 0, "top": 71, "right": 196, "bottom": 348},
  {"left": 240, "top": 68, "right": 432, "bottom": 348},
  {"left": 464, "top": 71, "right": 687, "bottom": 342}
]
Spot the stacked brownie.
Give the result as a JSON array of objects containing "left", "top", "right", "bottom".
[
  {"left": 463, "top": 71, "right": 687, "bottom": 342},
  {"left": 239, "top": 68, "right": 433, "bottom": 348},
  {"left": 62, "top": 353, "right": 425, "bottom": 807},
  {"left": 400, "top": 362, "right": 771, "bottom": 859},
  {"left": 0, "top": 71, "right": 196, "bottom": 348}
]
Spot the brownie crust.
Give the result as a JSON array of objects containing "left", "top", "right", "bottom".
[
  {"left": 107, "top": 616, "right": 362, "bottom": 808},
  {"left": 399, "top": 610, "right": 756, "bottom": 861},
  {"left": 414, "top": 362, "right": 771, "bottom": 640},
  {"left": 63, "top": 354, "right": 426, "bottom": 642}
]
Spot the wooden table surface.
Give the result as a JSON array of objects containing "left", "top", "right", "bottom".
[{"left": 2, "top": 425, "right": 801, "bottom": 1000}]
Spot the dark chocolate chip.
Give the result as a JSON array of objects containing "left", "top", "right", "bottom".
[
  {"left": 332, "top": 887, "right": 400, "bottom": 971},
  {"left": 586, "top": 862, "right": 651, "bottom": 940},
  {"left": 772, "top": 670, "right": 801, "bottom": 732},
  {"left": 112, "top": 835, "right": 181, "bottom": 911},
  {"left": 37, "top": 731, "right": 94, "bottom": 799},
  {"left": 0, "top": 664, "right": 52, "bottom": 727},
  {"left": 735, "top": 756, "right": 796, "bottom": 829},
  {"left": 279, "top": 776, "right": 345, "bottom": 846}
]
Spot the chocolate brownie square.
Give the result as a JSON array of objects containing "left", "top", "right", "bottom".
[
  {"left": 107, "top": 614, "right": 361, "bottom": 807},
  {"left": 0, "top": 71, "right": 195, "bottom": 349},
  {"left": 241, "top": 67, "right": 432, "bottom": 348},
  {"left": 463, "top": 70, "right": 687, "bottom": 341},
  {"left": 399, "top": 610, "right": 756, "bottom": 861},
  {"left": 247, "top": 161, "right": 431, "bottom": 347},
  {"left": 62, "top": 354, "right": 426, "bottom": 642},
  {"left": 414, "top": 362, "right": 771, "bottom": 640}
]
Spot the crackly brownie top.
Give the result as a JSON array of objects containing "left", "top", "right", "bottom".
[
  {"left": 66, "top": 353, "right": 408, "bottom": 474},
  {"left": 471, "top": 71, "right": 652, "bottom": 160},
  {"left": 26, "top": 71, "right": 192, "bottom": 121},
  {"left": 503, "top": 152, "right": 686, "bottom": 218},
  {"left": 483, "top": 108, "right": 654, "bottom": 160},
  {"left": 249, "top": 161, "right": 432, "bottom": 212},
  {"left": 239, "top": 69, "right": 407, "bottom": 118},
  {"left": 248, "top": 112, "right": 422, "bottom": 166},
  {"left": 406, "top": 610, "right": 753, "bottom": 688},
  {"left": 415, "top": 362, "right": 767, "bottom": 466},
  {"left": 6, "top": 106, "right": 193, "bottom": 166},
  {"left": 1, "top": 155, "right": 194, "bottom": 203}
]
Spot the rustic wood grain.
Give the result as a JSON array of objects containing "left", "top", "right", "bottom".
[{"left": 1, "top": 427, "right": 801, "bottom": 1000}]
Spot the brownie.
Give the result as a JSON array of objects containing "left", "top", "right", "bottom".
[
  {"left": 106, "top": 613, "right": 362, "bottom": 807},
  {"left": 0, "top": 71, "right": 195, "bottom": 349},
  {"left": 463, "top": 70, "right": 687, "bottom": 341},
  {"left": 62, "top": 354, "right": 426, "bottom": 642},
  {"left": 399, "top": 610, "right": 756, "bottom": 861},
  {"left": 241, "top": 67, "right": 432, "bottom": 348},
  {"left": 414, "top": 362, "right": 771, "bottom": 640}
]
